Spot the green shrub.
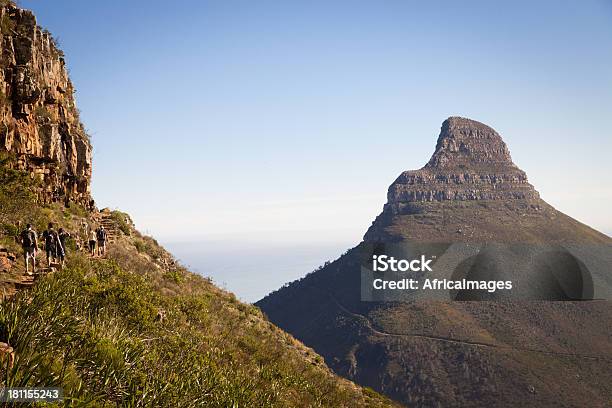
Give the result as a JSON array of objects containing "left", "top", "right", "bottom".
[
  {"left": 34, "top": 105, "right": 53, "bottom": 122},
  {"left": 163, "top": 268, "right": 183, "bottom": 284},
  {"left": 132, "top": 236, "right": 164, "bottom": 261},
  {"left": 133, "top": 238, "right": 145, "bottom": 253},
  {"left": 0, "top": 222, "right": 18, "bottom": 238},
  {"left": 0, "top": 153, "right": 42, "bottom": 228},
  {"left": 0, "top": 11, "right": 15, "bottom": 36},
  {"left": 110, "top": 210, "right": 131, "bottom": 236},
  {"left": 66, "top": 203, "right": 89, "bottom": 218}
]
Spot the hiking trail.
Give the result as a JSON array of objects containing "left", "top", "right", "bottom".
[
  {"left": 92, "top": 211, "right": 121, "bottom": 244},
  {"left": 315, "top": 286, "right": 612, "bottom": 363}
]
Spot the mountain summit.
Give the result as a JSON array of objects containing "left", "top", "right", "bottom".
[
  {"left": 427, "top": 117, "right": 517, "bottom": 169},
  {"left": 365, "top": 118, "right": 607, "bottom": 244},
  {"left": 258, "top": 118, "right": 612, "bottom": 407},
  {"left": 413, "top": 117, "right": 538, "bottom": 202}
]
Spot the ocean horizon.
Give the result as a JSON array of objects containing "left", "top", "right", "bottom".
[{"left": 163, "top": 238, "right": 354, "bottom": 303}]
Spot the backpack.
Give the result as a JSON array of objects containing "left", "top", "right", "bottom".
[
  {"left": 22, "top": 230, "right": 35, "bottom": 247},
  {"left": 44, "top": 230, "right": 56, "bottom": 247},
  {"left": 97, "top": 229, "right": 107, "bottom": 241},
  {"left": 59, "top": 232, "right": 69, "bottom": 246}
]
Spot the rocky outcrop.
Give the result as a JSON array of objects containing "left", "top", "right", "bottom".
[
  {"left": 361, "top": 117, "right": 609, "bottom": 244},
  {"left": 0, "top": 3, "right": 91, "bottom": 206},
  {"left": 385, "top": 117, "right": 538, "bottom": 215},
  {"left": 0, "top": 247, "right": 14, "bottom": 272}
]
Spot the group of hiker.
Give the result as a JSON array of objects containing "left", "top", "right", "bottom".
[
  {"left": 87, "top": 225, "right": 108, "bottom": 257},
  {"left": 19, "top": 222, "right": 108, "bottom": 275}
]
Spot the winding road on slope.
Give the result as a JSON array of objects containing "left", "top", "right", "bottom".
[{"left": 318, "top": 286, "right": 612, "bottom": 362}]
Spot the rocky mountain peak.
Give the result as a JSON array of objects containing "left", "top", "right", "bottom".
[
  {"left": 384, "top": 117, "right": 538, "bottom": 210},
  {"left": 426, "top": 116, "right": 514, "bottom": 170},
  {"left": 362, "top": 117, "right": 547, "bottom": 242}
]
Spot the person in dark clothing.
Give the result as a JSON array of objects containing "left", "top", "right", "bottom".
[
  {"left": 42, "top": 223, "right": 63, "bottom": 267},
  {"left": 20, "top": 224, "right": 38, "bottom": 275},
  {"left": 88, "top": 228, "right": 97, "bottom": 256},
  {"left": 96, "top": 226, "right": 107, "bottom": 257},
  {"left": 58, "top": 228, "right": 71, "bottom": 267}
]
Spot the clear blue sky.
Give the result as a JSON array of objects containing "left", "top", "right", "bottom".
[{"left": 21, "top": 0, "right": 612, "bottom": 244}]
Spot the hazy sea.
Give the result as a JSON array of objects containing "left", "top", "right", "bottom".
[{"left": 163, "top": 239, "right": 352, "bottom": 303}]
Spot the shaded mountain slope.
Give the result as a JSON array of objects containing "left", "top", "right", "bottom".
[{"left": 258, "top": 117, "right": 612, "bottom": 407}]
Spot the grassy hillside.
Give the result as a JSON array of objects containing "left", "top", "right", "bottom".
[{"left": 0, "top": 158, "right": 396, "bottom": 407}]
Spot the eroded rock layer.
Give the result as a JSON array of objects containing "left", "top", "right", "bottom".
[
  {"left": 364, "top": 117, "right": 610, "bottom": 244},
  {"left": 1, "top": 4, "right": 91, "bottom": 206},
  {"left": 387, "top": 117, "right": 538, "bottom": 213}
]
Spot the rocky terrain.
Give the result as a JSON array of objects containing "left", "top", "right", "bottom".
[
  {"left": 365, "top": 117, "right": 609, "bottom": 245},
  {"left": 258, "top": 118, "right": 612, "bottom": 407},
  {"left": 1, "top": 2, "right": 92, "bottom": 207},
  {"left": 388, "top": 117, "right": 538, "bottom": 204}
]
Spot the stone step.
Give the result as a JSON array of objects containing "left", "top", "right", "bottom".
[
  {"left": 15, "top": 280, "right": 35, "bottom": 289},
  {"left": 35, "top": 267, "right": 55, "bottom": 275},
  {"left": 2, "top": 264, "right": 61, "bottom": 300}
]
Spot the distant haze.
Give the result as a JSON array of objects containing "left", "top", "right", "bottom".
[
  {"left": 164, "top": 239, "right": 352, "bottom": 302},
  {"left": 21, "top": 0, "right": 612, "bottom": 299}
]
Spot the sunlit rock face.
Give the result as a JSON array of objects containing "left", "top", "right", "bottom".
[
  {"left": 391, "top": 117, "right": 539, "bottom": 204},
  {"left": 363, "top": 117, "right": 609, "bottom": 245},
  {"left": 1, "top": 4, "right": 92, "bottom": 206}
]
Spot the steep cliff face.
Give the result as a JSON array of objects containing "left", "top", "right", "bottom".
[
  {"left": 389, "top": 117, "right": 539, "bottom": 204},
  {"left": 0, "top": 3, "right": 91, "bottom": 206},
  {"left": 364, "top": 117, "right": 608, "bottom": 244}
]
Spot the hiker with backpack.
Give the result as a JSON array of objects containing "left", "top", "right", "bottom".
[
  {"left": 96, "top": 226, "right": 107, "bottom": 257},
  {"left": 20, "top": 224, "right": 38, "bottom": 275},
  {"left": 58, "top": 228, "right": 71, "bottom": 267},
  {"left": 42, "top": 223, "right": 63, "bottom": 267}
]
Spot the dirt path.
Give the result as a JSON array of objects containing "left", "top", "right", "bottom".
[{"left": 2, "top": 264, "right": 58, "bottom": 301}]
